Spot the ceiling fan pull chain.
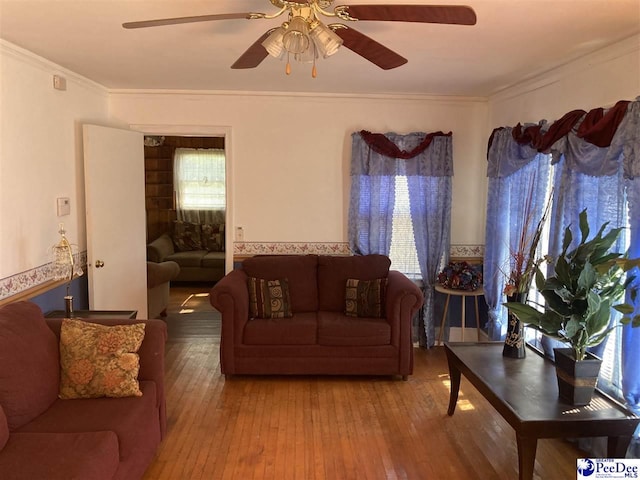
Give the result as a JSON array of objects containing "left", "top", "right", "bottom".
[{"left": 286, "top": 52, "right": 292, "bottom": 75}]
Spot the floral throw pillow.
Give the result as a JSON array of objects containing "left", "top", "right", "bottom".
[
  {"left": 345, "top": 278, "right": 387, "bottom": 318},
  {"left": 247, "top": 277, "right": 292, "bottom": 319},
  {"left": 59, "top": 319, "right": 146, "bottom": 399},
  {"left": 173, "top": 221, "right": 203, "bottom": 251},
  {"left": 201, "top": 223, "right": 225, "bottom": 252}
]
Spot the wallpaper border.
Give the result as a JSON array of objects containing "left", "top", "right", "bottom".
[
  {"left": 0, "top": 252, "right": 87, "bottom": 301},
  {"left": 234, "top": 242, "right": 485, "bottom": 258},
  {"left": 0, "top": 244, "right": 485, "bottom": 300}
]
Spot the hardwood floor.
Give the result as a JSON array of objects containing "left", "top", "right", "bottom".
[{"left": 144, "top": 285, "right": 586, "bottom": 479}]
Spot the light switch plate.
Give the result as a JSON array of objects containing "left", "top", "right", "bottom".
[{"left": 57, "top": 197, "right": 70, "bottom": 216}]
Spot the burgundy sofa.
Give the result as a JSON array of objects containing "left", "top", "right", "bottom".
[
  {"left": 210, "top": 254, "right": 424, "bottom": 378},
  {"left": 0, "top": 302, "right": 167, "bottom": 480}
]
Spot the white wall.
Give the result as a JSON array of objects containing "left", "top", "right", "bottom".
[
  {"left": 489, "top": 34, "right": 640, "bottom": 127},
  {"left": 109, "top": 92, "right": 489, "bottom": 250},
  {"left": 0, "top": 40, "right": 109, "bottom": 281},
  {"left": 2, "top": 32, "right": 636, "bottom": 296}
]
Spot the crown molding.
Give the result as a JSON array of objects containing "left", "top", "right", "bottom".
[
  {"left": 489, "top": 33, "right": 640, "bottom": 103},
  {"left": 0, "top": 39, "right": 107, "bottom": 96},
  {"left": 108, "top": 87, "right": 486, "bottom": 104}
]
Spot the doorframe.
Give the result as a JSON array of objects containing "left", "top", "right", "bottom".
[{"left": 130, "top": 124, "right": 234, "bottom": 274}]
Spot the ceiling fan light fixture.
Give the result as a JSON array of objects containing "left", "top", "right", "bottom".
[
  {"left": 293, "top": 41, "right": 317, "bottom": 64},
  {"left": 262, "top": 24, "right": 288, "bottom": 58},
  {"left": 309, "top": 21, "right": 343, "bottom": 58},
  {"left": 282, "top": 16, "right": 310, "bottom": 54}
]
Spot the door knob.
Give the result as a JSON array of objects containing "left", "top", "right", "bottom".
[{"left": 95, "top": 260, "right": 105, "bottom": 268}]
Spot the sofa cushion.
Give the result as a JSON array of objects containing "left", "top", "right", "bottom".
[
  {"left": 318, "top": 255, "right": 391, "bottom": 312},
  {"left": 0, "top": 431, "right": 119, "bottom": 480},
  {"left": 17, "top": 381, "right": 160, "bottom": 466},
  {"left": 242, "top": 255, "right": 319, "bottom": 312},
  {"left": 345, "top": 278, "right": 387, "bottom": 318},
  {"left": 248, "top": 277, "right": 292, "bottom": 319},
  {"left": 243, "top": 312, "right": 317, "bottom": 345},
  {"left": 0, "top": 404, "right": 8, "bottom": 451},
  {"left": 166, "top": 250, "right": 208, "bottom": 268},
  {"left": 173, "top": 221, "right": 203, "bottom": 251},
  {"left": 59, "top": 319, "right": 146, "bottom": 399},
  {"left": 0, "top": 302, "right": 60, "bottom": 430},
  {"left": 202, "top": 223, "right": 225, "bottom": 252},
  {"left": 202, "top": 251, "right": 226, "bottom": 268},
  {"left": 317, "top": 311, "right": 391, "bottom": 346}
]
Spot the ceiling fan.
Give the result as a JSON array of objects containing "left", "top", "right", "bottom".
[{"left": 123, "top": 1, "right": 477, "bottom": 77}]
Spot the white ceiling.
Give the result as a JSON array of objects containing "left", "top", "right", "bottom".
[{"left": 1, "top": 0, "right": 638, "bottom": 97}]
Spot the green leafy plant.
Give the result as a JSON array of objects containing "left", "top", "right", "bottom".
[{"left": 504, "top": 209, "right": 640, "bottom": 361}]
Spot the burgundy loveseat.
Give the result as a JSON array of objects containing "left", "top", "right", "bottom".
[
  {"left": 210, "top": 254, "right": 424, "bottom": 378},
  {"left": 0, "top": 302, "right": 167, "bottom": 480}
]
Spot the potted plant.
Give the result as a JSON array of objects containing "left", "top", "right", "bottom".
[
  {"left": 501, "top": 184, "right": 552, "bottom": 359},
  {"left": 505, "top": 209, "right": 640, "bottom": 405}
]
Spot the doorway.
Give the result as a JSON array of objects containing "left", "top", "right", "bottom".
[
  {"left": 143, "top": 135, "right": 226, "bottom": 243},
  {"left": 132, "top": 124, "right": 234, "bottom": 276}
]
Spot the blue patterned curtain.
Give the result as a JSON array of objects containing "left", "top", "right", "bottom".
[
  {"left": 484, "top": 128, "right": 550, "bottom": 340},
  {"left": 349, "top": 131, "right": 453, "bottom": 347}
]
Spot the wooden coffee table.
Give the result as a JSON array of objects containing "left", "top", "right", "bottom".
[{"left": 445, "top": 342, "right": 639, "bottom": 480}]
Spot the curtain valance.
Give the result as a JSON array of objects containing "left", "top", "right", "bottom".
[
  {"left": 359, "top": 130, "right": 452, "bottom": 159},
  {"left": 487, "top": 98, "right": 639, "bottom": 179},
  {"left": 352, "top": 131, "right": 453, "bottom": 177},
  {"left": 486, "top": 127, "right": 540, "bottom": 178}
]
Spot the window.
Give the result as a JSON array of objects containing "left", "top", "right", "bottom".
[
  {"left": 598, "top": 210, "right": 631, "bottom": 400},
  {"left": 174, "top": 148, "right": 225, "bottom": 211},
  {"left": 389, "top": 176, "right": 421, "bottom": 279}
]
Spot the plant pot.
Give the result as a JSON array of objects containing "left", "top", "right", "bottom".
[
  {"left": 553, "top": 348, "right": 602, "bottom": 406},
  {"left": 503, "top": 293, "right": 526, "bottom": 358}
]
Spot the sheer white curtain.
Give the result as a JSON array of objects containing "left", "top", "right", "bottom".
[{"left": 174, "top": 148, "right": 226, "bottom": 224}]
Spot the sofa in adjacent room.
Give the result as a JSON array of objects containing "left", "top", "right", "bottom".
[
  {"left": 147, "top": 260, "right": 180, "bottom": 319},
  {"left": 209, "top": 254, "right": 424, "bottom": 379},
  {"left": 0, "top": 302, "right": 167, "bottom": 480},
  {"left": 147, "top": 220, "right": 225, "bottom": 283}
]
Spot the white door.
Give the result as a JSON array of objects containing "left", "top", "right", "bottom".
[{"left": 83, "top": 124, "right": 148, "bottom": 318}]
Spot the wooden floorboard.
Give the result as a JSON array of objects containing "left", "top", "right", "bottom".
[{"left": 143, "top": 284, "right": 586, "bottom": 479}]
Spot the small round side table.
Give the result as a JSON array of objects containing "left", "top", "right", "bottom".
[{"left": 434, "top": 285, "right": 484, "bottom": 345}]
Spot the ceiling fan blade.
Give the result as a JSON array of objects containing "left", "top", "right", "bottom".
[
  {"left": 333, "top": 26, "right": 407, "bottom": 70},
  {"left": 122, "top": 12, "right": 254, "bottom": 29},
  {"left": 336, "top": 5, "right": 477, "bottom": 25},
  {"left": 231, "top": 30, "right": 272, "bottom": 69}
]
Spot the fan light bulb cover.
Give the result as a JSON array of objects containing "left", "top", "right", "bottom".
[
  {"left": 293, "top": 41, "right": 317, "bottom": 64},
  {"left": 309, "top": 22, "right": 343, "bottom": 58},
  {"left": 262, "top": 25, "right": 287, "bottom": 58},
  {"left": 282, "top": 16, "right": 309, "bottom": 54}
]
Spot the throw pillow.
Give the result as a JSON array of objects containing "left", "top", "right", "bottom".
[
  {"left": 345, "top": 278, "right": 387, "bottom": 318},
  {"left": 247, "top": 277, "right": 293, "bottom": 319},
  {"left": 59, "top": 319, "right": 146, "bottom": 399},
  {"left": 173, "top": 221, "right": 203, "bottom": 251},
  {"left": 201, "top": 223, "right": 225, "bottom": 252}
]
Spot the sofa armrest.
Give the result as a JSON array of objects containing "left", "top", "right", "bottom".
[
  {"left": 147, "top": 233, "right": 175, "bottom": 263},
  {"left": 147, "top": 260, "right": 180, "bottom": 288},
  {"left": 209, "top": 268, "right": 249, "bottom": 375},
  {"left": 45, "top": 318, "right": 168, "bottom": 438},
  {"left": 385, "top": 270, "right": 424, "bottom": 342}
]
